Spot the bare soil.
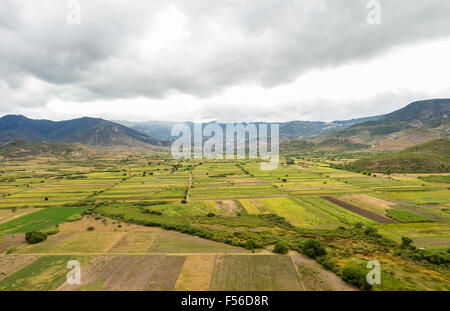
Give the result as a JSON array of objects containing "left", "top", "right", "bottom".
[
  {"left": 0, "top": 255, "right": 38, "bottom": 281},
  {"left": 58, "top": 255, "right": 185, "bottom": 291},
  {"left": 322, "top": 196, "right": 397, "bottom": 224},
  {"left": 0, "top": 233, "right": 26, "bottom": 253},
  {"left": 291, "top": 254, "right": 357, "bottom": 291}
]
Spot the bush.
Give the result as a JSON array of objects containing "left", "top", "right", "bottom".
[
  {"left": 207, "top": 213, "right": 216, "bottom": 217},
  {"left": 400, "top": 237, "right": 414, "bottom": 249},
  {"left": 342, "top": 267, "right": 371, "bottom": 290},
  {"left": 87, "top": 226, "right": 95, "bottom": 231},
  {"left": 354, "top": 222, "right": 363, "bottom": 229},
  {"left": 244, "top": 239, "right": 258, "bottom": 250},
  {"left": 42, "top": 226, "right": 59, "bottom": 235},
  {"left": 316, "top": 256, "right": 336, "bottom": 271},
  {"left": 303, "top": 239, "right": 327, "bottom": 259},
  {"left": 25, "top": 231, "right": 47, "bottom": 244},
  {"left": 364, "top": 227, "right": 378, "bottom": 236},
  {"left": 273, "top": 241, "right": 289, "bottom": 254},
  {"left": 66, "top": 213, "right": 83, "bottom": 222},
  {"left": 6, "top": 246, "right": 16, "bottom": 254},
  {"left": 181, "top": 199, "right": 188, "bottom": 204}
]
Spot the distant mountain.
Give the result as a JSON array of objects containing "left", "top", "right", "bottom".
[
  {"left": 341, "top": 138, "right": 450, "bottom": 173},
  {"left": 310, "top": 99, "right": 450, "bottom": 150},
  {"left": 114, "top": 115, "right": 383, "bottom": 142},
  {"left": 0, "top": 115, "right": 169, "bottom": 150},
  {"left": 0, "top": 140, "right": 96, "bottom": 158}
]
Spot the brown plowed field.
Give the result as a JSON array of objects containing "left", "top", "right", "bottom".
[{"left": 322, "top": 196, "right": 397, "bottom": 224}]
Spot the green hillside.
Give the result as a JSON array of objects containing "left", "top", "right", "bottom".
[{"left": 342, "top": 138, "right": 450, "bottom": 173}]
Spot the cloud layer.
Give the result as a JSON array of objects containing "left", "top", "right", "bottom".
[{"left": 1, "top": 0, "right": 450, "bottom": 121}]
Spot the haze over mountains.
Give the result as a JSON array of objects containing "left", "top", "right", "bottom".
[{"left": 0, "top": 99, "right": 448, "bottom": 151}]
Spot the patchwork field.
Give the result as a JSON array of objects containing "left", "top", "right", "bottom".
[{"left": 0, "top": 155, "right": 448, "bottom": 291}]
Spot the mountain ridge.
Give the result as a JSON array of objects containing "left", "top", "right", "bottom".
[{"left": 0, "top": 115, "right": 169, "bottom": 150}]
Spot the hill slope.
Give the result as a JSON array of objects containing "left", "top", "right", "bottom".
[
  {"left": 0, "top": 140, "right": 96, "bottom": 158},
  {"left": 0, "top": 115, "right": 169, "bottom": 150},
  {"left": 342, "top": 138, "right": 450, "bottom": 173},
  {"left": 313, "top": 99, "right": 450, "bottom": 150}
]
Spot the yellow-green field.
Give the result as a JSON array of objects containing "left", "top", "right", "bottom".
[{"left": 0, "top": 154, "right": 448, "bottom": 291}]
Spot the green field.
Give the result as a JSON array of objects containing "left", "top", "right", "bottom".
[{"left": 0, "top": 153, "right": 448, "bottom": 291}]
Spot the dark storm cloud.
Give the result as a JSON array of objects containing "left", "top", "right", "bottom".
[{"left": 1, "top": 0, "right": 450, "bottom": 111}]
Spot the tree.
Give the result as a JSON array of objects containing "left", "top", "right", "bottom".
[
  {"left": 303, "top": 239, "right": 327, "bottom": 259},
  {"left": 273, "top": 241, "right": 289, "bottom": 254},
  {"left": 342, "top": 267, "right": 371, "bottom": 290},
  {"left": 25, "top": 231, "right": 47, "bottom": 244},
  {"left": 400, "top": 237, "right": 414, "bottom": 249},
  {"left": 244, "top": 239, "right": 257, "bottom": 250}
]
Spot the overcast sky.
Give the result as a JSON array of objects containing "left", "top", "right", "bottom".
[{"left": 1, "top": 0, "right": 450, "bottom": 122}]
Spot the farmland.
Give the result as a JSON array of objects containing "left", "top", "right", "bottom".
[{"left": 0, "top": 152, "right": 449, "bottom": 291}]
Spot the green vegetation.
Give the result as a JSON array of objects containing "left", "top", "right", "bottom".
[
  {"left": 273, "top": 241, "right": 289, "bottom": 254},
  {"left": 302, "top": 239, "right": 327, "bottom": 259},
  {"left": 386, "top": 209, "right": 434, "bottom": 223},
  {"left": 0, "top": 152, "right": 448, "bottom": 291},
  {"left": 342, "top": 267, "right": 371, "bottom": 290},
  {"left": 419, "top": 175, "right": 450, "bottom": 184},
  {"left": 25, "top": 231, "right": 47, "bottom": 244},
  {"left": 342, "top": 138, "right": 450, "bottom": 173},
  {"left": 0, "top": 207, "right": 88, "bottom": 233},
  {"left": 66, "top": 213, "right": 82, "bottom": 222}
]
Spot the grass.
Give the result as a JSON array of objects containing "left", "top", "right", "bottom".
[
  {"left": 175, "top": 254, "right": 216, "bottom": 290},
  {"left": 0, "top": 255, "right": 91, "bottom": 291},
  {"left": 419, "top": 175, "right": 450, "bottom": 184},
  {"left": 0, "top": 207, "right": 89, "bottom": 233},
  {"left": 211, "top": 255, "right": 301, "bottom": 291},
  {"left": 386, "top": 209, "right": 434, "bottom": 223},
  {"left": 148, "top": 230, "right": 247, "bottom": 253},
  {"left": 21, "top": 232, "right": 126, "bottom": 253},
  {"left": 382, "top": 190, "right": 450, "bottom": 205},
  {"left": 0, "top": 154, "right": 448, "bottom": 291}
]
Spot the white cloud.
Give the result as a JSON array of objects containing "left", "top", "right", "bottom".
[{"left": 1, "top": 0, "right": 450, "bottom": 122}]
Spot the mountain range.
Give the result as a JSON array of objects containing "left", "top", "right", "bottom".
[
  {"left": 309, "top": 98, "right": 450, "bottom": 150},
  {"left": 114, "top": 115, "right": 383, "bottom": 142},
  {"left": 0, "top": 98, "right": 448, "bottom": 151},
  {"left": 0, "top": 115, "right": 169, "bottom": 150}
]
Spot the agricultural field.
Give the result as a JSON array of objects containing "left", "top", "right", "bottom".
[{"left": 0, "top": 153, "right": 448, "bottom": 291}]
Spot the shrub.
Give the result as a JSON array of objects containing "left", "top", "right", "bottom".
[
  {"left": 354, "top": 222, "right": 363, "bottom": 229},
  {"left": 87, "top": 226, "right": 95, "bottom": 231},
  {"left": 181, "top": 199, "right": 188, "bottom": 204},
  {"left": 42, "top": 226, "right": 59, "bottom": 235},
  {"left": 6, "top": 246, "right": 16, "bottom": 254},
  {"left": 207, "top": 213, "right": 216, "bottom": 217},
  {"left": 303, "top": 239, "right": 327, "bottom": 259},
  {"left": 273, "top": 241, "right": 289, "bottom": 254},
  {"left": 364, "top": 227, "right": 378, "bottom": 236},
  {"left": 25, "top": 231, "right": 47, "bottom": 244},
  {"left": 400, "top": 237, "right": 414, "bottom": 249},
  {"left": 66, "top": 213, "right": 82, "bottom": 222},
  {"left": 342, "top": 267, "right": 371, "bottom": 290},
  {"left": 316, "top": 256, "right": 336, "bottom": 271},
  {"left": 244, "top": 239, "right": 258, "bottom": 250}
]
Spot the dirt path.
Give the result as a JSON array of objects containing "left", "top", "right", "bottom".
[{"left": 322, "top": 196, "right": 397, "bottom": 224}]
